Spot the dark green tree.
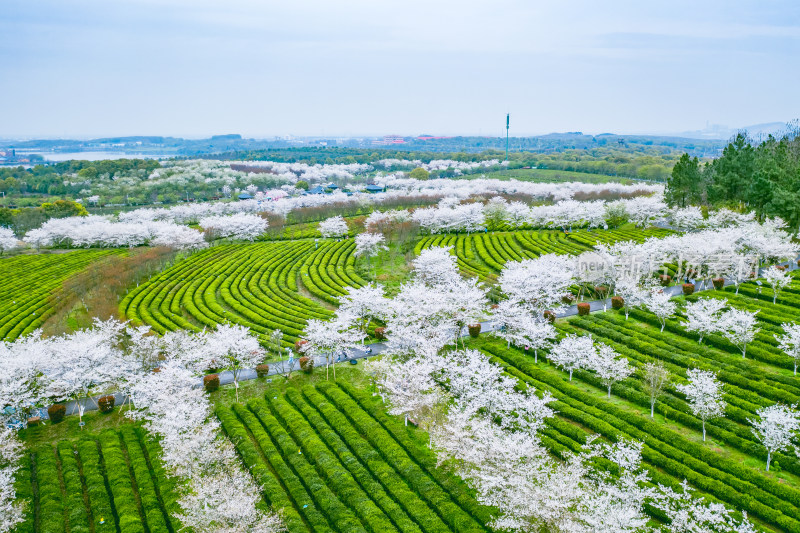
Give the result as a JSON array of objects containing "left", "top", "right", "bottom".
[
  {"left": 408, "top": 167, "right": 430, "bottom": 180},
  {"left": 665, "top": 154, "right": 702, "bottom": 207}
]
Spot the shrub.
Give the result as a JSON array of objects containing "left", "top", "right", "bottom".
[
  {"left": 256, "top": 364, "right": 270, "bottom": 378},
  {"left": 299, "top": 356, "right": 314, "bottom": 374},
  {"left": 468, "top": 324, "right": 481, "bottom": 338},
  {"left": 544, "top": 310, "right": 556, "bottom": 323},
  {"left": 594, "top": 286, "right": 609, "bottom": 299},
  {"left": 659, "top": 275, "right": 672, "bottom": 286},
  {"left": 712, "top": 277, "right": 724, "bottom": 290},
  {"left": 98, "top": 395, "right": 115, "bottom": 413},
  {"left": 611, "top": 296, "right": 624, "bottom": 309},
  {"left": 203, "top": 374, "right": 220, "bottom": 393},
  {"left": 374, "top": 327, "right": 387, "bottom": 340},
  {"left": 27, "top": 416, "right": 41, "bottom": 426},
  {"left": 776, "top": 265, "right": 787, "bottom": 271},
  {"left": 295, "top": 339, "right": 308, "bottom": 353},
  {"left": 682, "top": 283, "right": 695, "bottom": 295},
  {"left": 577, "top": 303, "right": 591, "bottom": 316},
  {"left": 561, "top": 293, "right": 576, "bottom": 304},
  {"left": 48, "top": 403, "right": 66, "bottom": 423}
]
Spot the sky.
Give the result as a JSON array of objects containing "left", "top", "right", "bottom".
[{"left": 1, "top": 0, "right": 799, "bottom": 138}]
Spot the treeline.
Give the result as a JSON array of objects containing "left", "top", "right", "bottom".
[
  {"left": 0, "top": 159, "right": 160, "bottom": 199},
  {"left": 666, "top": 133, "right": 800, "bottom": 229},
  {"left": 0, "top": 199, "right": 87, "bottom": 236},
  {"left": 218, "top": 146, "right": 678, "bottom": 181}
]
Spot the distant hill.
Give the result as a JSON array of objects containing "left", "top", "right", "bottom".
[{"left": 676, "top": 121, "right": 791, "bottom": 140}]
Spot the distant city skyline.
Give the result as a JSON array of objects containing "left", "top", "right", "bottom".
[{"left": 1, "top": 0, "right": 798, "bottom": 138}]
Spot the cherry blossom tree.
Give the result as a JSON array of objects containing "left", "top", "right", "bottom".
[
  {"left": 205, "top": 324, "right": 265, "bottom": 403},
  {"left": 0, "top": 336, "right": 46, "bottom": 428},
  {"left": 642, "top": 361, "right": 671, "bottom": 418},
  {"left": 683, "top": 297, "right": 727, "bottom": 343},
  {"left": 384, "top": 281, "right": 461, "bottom": 355},
  {"left": 589, "top": 343, "right": 634, "bottom": 398},
  {"left": 412, "top": 246, "right": 461, "bottom": 286},
  {"left": 646, "top": 289, "right": 676, "bottom": 332},
  {"left": 483, "top": 197, "right": 509, "bottom": 228},
  {"left": 300, "top": 313, "right": 365, "bottom": 380},
  {"left": 0, "top": 426, "right": 25, "bottom": 533},
  {"left": 776, "top": 322, "right": 800, "bottom": 376},
  {"left": 763, "top": 265, "right": 790, "bottom": 304},
  {"left": 318, "top": 215, "right": 349, "bottom": 239},
  {"left": 749, "top": 403, "right": 800, "bottom": 472},
  {"left": 0, "top": 228, "right": 18, "bottom": 255},
  {"left": 40, "top": 330, "right": 118, "bottom": 425},
  {"left": 720, "top": 308, "right": 760, "bottom": 359},
  {"left": 549, "top": 334, "right": 594, "bottom": 381},
  {"left": 615, "top": 277, "right": 651, "bottom": 320},
  {"left": 677, "top": 369, "right": 726, "bottom": 442},
  {"left": 127, "top": 329, "right": 283, "bottom": 531},
  {"left": 491, "top": 300, "right": 557, "bottom": 362},
  {"left": 498, "top": 254, "right": 576, "bottom": 317},
  {"left": 366, "top": 354, "right": 443, "bottom": 427},
  {"left": 354, "top": 232, "right": 388, "bottom": 270},
  {"left": 198, "top": 213, "right": 268, "bottom": 241},
  {"left": 176, "top": 465, "right": 285, "bottom": 533},
  {"left": 338, "top": 284, "right": 387, "bottom": 342}
]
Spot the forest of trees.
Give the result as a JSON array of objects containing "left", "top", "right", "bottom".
[{"left": 666, "top": 133, "right": 800, "bottom": 230}]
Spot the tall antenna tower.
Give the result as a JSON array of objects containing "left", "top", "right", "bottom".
[{"left": 505, "top": 113, "right": 510, "bottom": 161}]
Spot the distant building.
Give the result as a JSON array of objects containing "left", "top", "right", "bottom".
[
  {"left": 304, "top": 186, "right": 326, "bottom": 195},
  {"left": 372, "top": 135, "right": 406, "bottom": 146},
  {"left": 326, "top": 183, "right": 339, "bottom": 190},
  {"left": 365, "top": 184, "right": 384, "bottom": 193},
  {"left": 238, "top": 192, "right": 253, "bottom": 200}
]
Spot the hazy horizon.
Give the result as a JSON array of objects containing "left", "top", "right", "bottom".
[{"left": 2, "top": 0, "right": 798, "bottom": 138}]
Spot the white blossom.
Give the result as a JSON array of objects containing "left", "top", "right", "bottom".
[
  {"left": 683, "top": 297, "right": 727, "bottom": 343},
  {"left": 589, "top": 343, "right": 634, "bottom": 398},
  {"left": 749, "top": 403, "right": 800, "bottom": 471},
  {"left": 318, "top": 215, "right": 349, "bottom": 239},
  {"left": 676, "top": 369, "right": 726, "bottom": 442},
  {"left": 549, "top": 334, "right": 594, "bottom": 381},
  {"left": 720, "top": 308, "right": 760, "bottom": 359},
  {"left": 776, "top": 322, "right": 800, "bottom": 376}
]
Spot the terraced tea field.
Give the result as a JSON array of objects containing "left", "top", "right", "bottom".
[
  {"left": 120, "top": 240, "right": 367, "bottom": 347},
  {"left": 217, "top": 380, "right": 494, "bottom": 533},
  {"left": 466, "top": 277, "right": 800, "bottom": 532},
  {"left": 415, "top": 227, "right": 672, "bottom": 281},
  {"left": 14, "top": 425, "right": 181, "bottom": 533},
  {"left": 0, "top": 250, "right": 124, "bottom": 342}
]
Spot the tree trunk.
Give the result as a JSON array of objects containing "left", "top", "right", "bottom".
[
  {"left": 534, "top": 349, "right": 538, "bottom": 364},
  {"left": 404, "top": 414, "right": 408, "bottom": 426},
  {"left": 660, "top": 323, "right": 665, "bottom": 332},
  {"left": 569, "top": 369, "right": 573, "bottom": 381},
  {"left": 742, "top": 345, "right": 747, "bottom": 359},
  {"left": 650, "top": 401, "right": 655, "bottom": 418},
  {"left": 702, "top": 421, "right": 706, "bottom": 442},
  {"left": 794, "top": 362, "right": 797, "bottom": 376},
  {"left": 766, "top": 450, "right": 771, "bottom": 472},
  {"left": 607, "top": 385, "right": 612, "bottom": 398}
]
